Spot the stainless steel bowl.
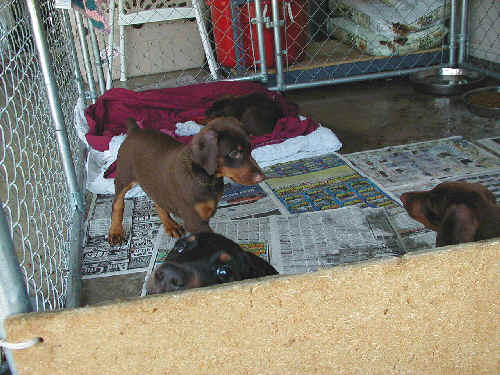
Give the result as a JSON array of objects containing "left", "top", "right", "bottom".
[
  {"left": 409, "top": 67, "right": 485, "bottom": 96},
  {"left": 463, "top": 86, "right": 500, "bottom": 118}
]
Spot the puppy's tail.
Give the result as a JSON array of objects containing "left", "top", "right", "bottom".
[{"left": 125, "top": 117, "right": 139, "bottom": 132}]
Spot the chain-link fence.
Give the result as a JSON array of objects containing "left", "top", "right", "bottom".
[
  {"left": 461, "top": 0, "right": 499, "bottom": 77},
  {"left": 63, "top": 0, "right": 498, "bottom": 93},
  {"left": 0, "top": 0, "right": 85, "bottom": 371},
  {"left": 66, "top": 0, "right": 461, "bottom": 91}
]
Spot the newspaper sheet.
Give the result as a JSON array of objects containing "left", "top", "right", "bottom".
[
  {"left": 345, "top": 136, "right": 500, "bottom": 190},
  {"left": 454, "top": 169, "right": 500, "bottom": 201},
  {"left": 476, "top": 136, "right": 500, "bottom": 157},
  {"left": 141, "top": 216, "right": 272, "bottom": 296},
  {"left": 269, "top": 207, "right": 405, "bottom": 275},
  {"left": 82, "top": 194, "right": 161, "bottom": 279},
  {"left": 385, "top": 205, "right": 436, "bottom": 253},
  {"left": 262, "top": 153, "right": 399, "bottom": 215}
]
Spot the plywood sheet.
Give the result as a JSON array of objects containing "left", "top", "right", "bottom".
[{"left": 5, "top": 240, "right": 499, "bottom": 375}]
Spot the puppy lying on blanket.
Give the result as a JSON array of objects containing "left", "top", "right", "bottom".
[
  {"left": 108, "top": 117, "right": 265, "bottom": 244},
  {"left": 205, "top": 93, "right": 284, "bottom": 136},
  {"left": 400, "top": 181, "right": 500, "bottom": 247},
  {"left": 146, "top": 232, "right": 278, "bottom": 294}
]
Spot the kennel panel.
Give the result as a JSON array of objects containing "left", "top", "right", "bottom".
[
  {"left": 0, "top": 0, "right": 85, "bottom": 313},
  {"left": 4, "top": 239, "right": 499, "bottom": 375}
]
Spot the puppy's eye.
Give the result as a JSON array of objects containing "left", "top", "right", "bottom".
[
  {"left": 426, "top": 210, "right": 441, "bottom": 224},
  {"left": 216, "top": 265, "right": 233, "bottom": 282},
  {"left": 171, "top": 243, "right": 185, "bottom": 255},
  {"left": 170, "top": 234, "right": 198, "bottom": 257},
  {"left": 228, "top": 150, "right": 242, "bottom": 159}
]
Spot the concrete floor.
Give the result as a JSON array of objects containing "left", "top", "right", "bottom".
[{"left": 81, "top": 76, "right": 500, "bottom": 306}]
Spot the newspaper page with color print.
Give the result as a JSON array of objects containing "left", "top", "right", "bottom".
[{"left": 261, "top": 153, "right": 399, "bottom": 215}]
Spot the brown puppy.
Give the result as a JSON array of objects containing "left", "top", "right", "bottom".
[
  {"left": 205, "top": 93, "right": 283, "bottom": 136},
  {"left": 400, "top": 181, "right": 500, "bottom": 247},
  {"left": 108, "top": 117, "right": 265, "bottom": 244}
]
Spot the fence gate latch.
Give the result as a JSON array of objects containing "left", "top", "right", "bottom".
[
  {"left": 250, "top": 16, "right": 271, "bottom": 25},
  {"left": 265, "top": 19, "right": 284, "bottom": 28}
]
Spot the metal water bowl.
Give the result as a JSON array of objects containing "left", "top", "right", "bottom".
[
  {"left": 409, "top": 67, "right": 485, "bottom": 96},
  {"left": 463, "top": 86, "right": 500, "bottom": 118}
]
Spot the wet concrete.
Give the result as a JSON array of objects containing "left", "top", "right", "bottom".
[
  {"left": 81, "top": 76, "right": 499, "bottom": 306},
  {"left": 286, "top": 77, "right": 500, "bottom": 153},
  {"left": 81, "top": 272, "right": 146, "bottom": 306}
]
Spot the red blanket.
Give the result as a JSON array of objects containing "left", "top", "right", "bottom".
[{"left": 85, "top": 81, "right": 318, "bottom": 177}]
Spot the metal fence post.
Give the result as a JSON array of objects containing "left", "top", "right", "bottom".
[
  {"left": 271, "top": 0, "right": 284, "bottom": 90},
  {"left": 88, "top": 19, "right": 106, "bottom": 95},
  {"left": 118, "top": 0, "right": 127, "bottom": 83},
  {"left": 192, "top": 0, "right": 218, "bottom": 80},
  {"left": 62, "top": 9, "right": 85, "bottom": 99},
  {"left": 253, "top": 0, "right": 268, "bottom": 82},
  {"left": 106, "top": 0, "right": 116, "bottom": 89},
  {"left": 75, "top": 10, "right": 98, "bottom": 103},
  {"left": 458, "top": 0, "right": 468, "bottom": 65},
  {"left": 449, "top": 0, "right": 457, "bottom": 66},
  {"left": 25, "top": 0, "right": 84, "bottom": 307},
  {"left": 0, "top": 205, "right": 33, "bottom": 375}
]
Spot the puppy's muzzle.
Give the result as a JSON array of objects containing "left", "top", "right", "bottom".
[{"left": 152, "top": 263, "right": 200, "bottom": 293}]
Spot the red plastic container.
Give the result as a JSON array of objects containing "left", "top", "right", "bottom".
[{"left": 207, "top": 0, "right": 307, "bottom": 69}]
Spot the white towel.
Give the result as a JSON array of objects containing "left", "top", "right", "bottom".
[
  {"left": 174, "top": 121, "right": 204, "bottom": 136},
  {"left": 252, "top": 125, "right": 342, "bottom": 168}
]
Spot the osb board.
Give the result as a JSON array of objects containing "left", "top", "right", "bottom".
[{"left": 5, "top": 240, "right": 499, "bottom": 375}]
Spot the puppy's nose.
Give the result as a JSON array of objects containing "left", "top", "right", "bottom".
[
  {"left": 162, "top": 265, "right": 186, "bottom": 291},
  {"left": 253, "top": 172, "right": 265, "bottom": 184}
]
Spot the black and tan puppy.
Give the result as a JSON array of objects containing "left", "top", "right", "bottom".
[
  {"left": 146, "top": 232, "right": 278, "bottom": 294},
  {"left": 108, "top": 117, "right": 265, "bottom": 244},
  {"left": 400, "top": 181, "right": 500, "bottom": 247},
  {"left": 205, "top": 93, "right": 283, "bottom": 136}
]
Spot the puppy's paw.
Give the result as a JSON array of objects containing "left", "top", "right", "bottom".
[
  {"left": 108, "top": 229, "right": 125, "bottom": 245},
  {"left": 164, "top": 223, "right": 185, "bottom": 239}
]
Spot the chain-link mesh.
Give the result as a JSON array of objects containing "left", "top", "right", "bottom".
[
  {"left": 68, "top": 0, "right": 454, "bottom": 90},
  {"left": 69, "top": 0, "right": 217, "bottom": 90},
  {"left": 466, "top": 0, "right": 499, "bottom": 74},
  {"left": 283, "top": 0, "right": 450, "bottom": 84},
  {"left": 0, "top": 0, "right": 83, "bottom": 320}
]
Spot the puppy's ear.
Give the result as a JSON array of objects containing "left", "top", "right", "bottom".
[
  {"left": 436, "top": 203, "right": 479, "bottom": 247},
  {"left": 191, "top": 129, "right": 218, "bottom": 175},
  {"left": 206, "top": 97, "right": 233, "bottom": 117},
  {"left": 240, "top": 252, "right": 278, "bottom": 279},
  {"left": 483, "top": 188, "right": 497, "bottom": 205},
  {"left": 401, "top": 192, "right": 441, "bottom": 231}
]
